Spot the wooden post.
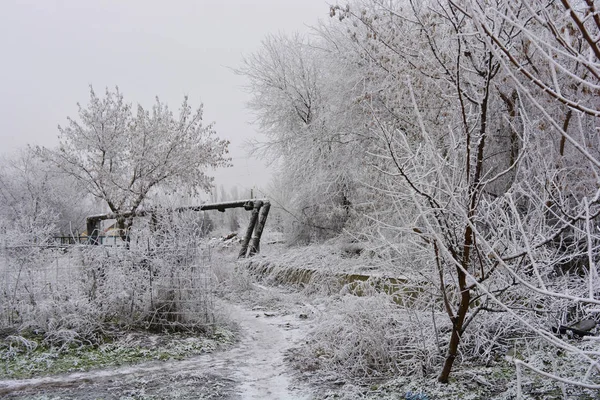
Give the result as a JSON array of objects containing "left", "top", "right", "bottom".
[
  {"left": 248, "top": 202, "right": 271, "bottom": 256},
  {"left": 238, "top": 201, "right": 263, "bottom": 258}
]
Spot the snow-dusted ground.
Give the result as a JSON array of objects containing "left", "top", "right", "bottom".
[
  {"left": 0, "top": 288, "right": 312, "bottom": 400},
  {"left": 217, "top": 300, "right": 310, "bottom": 399}
]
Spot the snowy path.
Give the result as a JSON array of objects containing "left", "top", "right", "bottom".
[
  {"left": 219, "top": 302, "right": 309, "bottom": 399},
  {"left": 0, "top": 299, "right": 311, "bottom": 399}
]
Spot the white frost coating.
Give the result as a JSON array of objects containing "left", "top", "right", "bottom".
[
  {"left": 218, "top": 302, "right": 309, "bottom": 399},
  {"left": 0, "top": 301, "right": 310, "bottom": 399}
]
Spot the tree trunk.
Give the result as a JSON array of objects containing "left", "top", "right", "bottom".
[
  {"left": 116, "top": 216, "right": 132, "bottom": 248},
  {"left": 438, "top": 271, "right": 471, "bottom": 382},
  {"left": 439, "top": 224, "right": 473, "bottom": 383}
]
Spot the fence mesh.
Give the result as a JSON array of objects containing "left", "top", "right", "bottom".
[{"left": 0, "top": 227, "right": 216, "bottom": 342}]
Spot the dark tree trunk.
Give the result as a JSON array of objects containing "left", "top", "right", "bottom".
[{"left": 438, "top": 226, "right": 473, "bottom": 383}]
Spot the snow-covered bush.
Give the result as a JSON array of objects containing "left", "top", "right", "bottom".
[
  {"left": 294, "top": 291, "right": 527, "bottom": 383},
  {"left": 0, "top": 221, "right": 218, "bottom": 350},
  {"left": 290, "top": 294, "right": 443, "bottom": 383}
]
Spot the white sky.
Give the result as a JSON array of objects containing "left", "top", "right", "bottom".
[{"left": 0, "top": 0, "right": 330, "bottom": 197}]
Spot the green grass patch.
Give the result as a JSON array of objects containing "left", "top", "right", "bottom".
[{"left": 0, "top": 327, "right": 234, "bottom": 379}]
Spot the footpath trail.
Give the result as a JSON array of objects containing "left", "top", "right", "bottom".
[
  {"left": 0, "top": 294, "right": 312, "bottom": 400},
  {"left": 217, "top": 301, "right": 310, "bottom": 399}
]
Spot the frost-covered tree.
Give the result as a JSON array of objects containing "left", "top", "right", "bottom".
[
  {"left": 332, "top": 0, "right": 600, "bottom": 387},
  {"left": 238, "top": 33, "right": 374, "bottom": 242},
  {"left": 0, "top": 151, "right": 58, "bottom": 246},
  {"left": 0, "top": 149, "right": 90, "bottom": 244},
  {"left": 330, "top": 0, "right": 519, "bottom": 382},
  {"left": 39, "top": 87, "right": 230, "bottom": 236},
  {"left": 463, "top": 0, "right": 600, "bottom": 390}
]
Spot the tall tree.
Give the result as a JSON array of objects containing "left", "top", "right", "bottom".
[
  {"left": 333, "top": 0, "right": 600, "bottom": 386},
  {"left": 238, "top": 33, "right": 374, "bottom": 241},
  {"left": 0, "top": 149, "right": 90, "bottom": 244},
  {"left": 39, "top": 87, "right": 230, "bottom": 236}
]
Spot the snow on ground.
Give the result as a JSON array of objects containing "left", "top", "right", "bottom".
[
  {"left": 214, "top": 299, "right": 310, "bottom": 399},
  {"left": 0, "top": 286, "right": 312, "bottom": 400}
]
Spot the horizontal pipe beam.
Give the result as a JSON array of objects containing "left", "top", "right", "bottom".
[{"left": 87, "top": 199, "right": 270, "bottom": 222}]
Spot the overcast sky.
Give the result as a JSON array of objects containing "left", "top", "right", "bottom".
[{"left": 0, "top": 0, "right": 330, "bottom": 197}]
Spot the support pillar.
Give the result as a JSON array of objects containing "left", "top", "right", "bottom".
[
  {"left": 248, "top": 202, "right": 271, "bottom": 256},
  {"left": 238, "top": 201, "right": 263, "bottom": 258}
]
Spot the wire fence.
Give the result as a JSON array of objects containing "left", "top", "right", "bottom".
[
  {"left": 52, "top": 236, "right": 121, "bottom": 246},
  {"left": 0, "top": 233, "right": 217, "bottom": 342}
]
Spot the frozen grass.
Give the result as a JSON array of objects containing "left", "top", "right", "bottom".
[
  {"left": 2, "top": 230, "right": 599, "bottom": 399},
  {"left": 248, "top": 241, "right": 600, "bottom": 399},
  {"left": 0, "top": 241, "right": 218, "bottom": 348},
  {"left": 0, "top": 327, "right": 234, "bottom": 379},
  {"left": 0, "top": 222, "right": 241, "bottom": 383},
  {"left": 288, "top": 294, "right": 446, "bottom": 383},
  {"left": 285, "top": 289, "right": 600, "bottom": 399},
  {"left": 254, "top": 238, "right": 417, "bottom": 278},
  {"left": 0, "top": 240, "right": 239, "bottom": 380}
]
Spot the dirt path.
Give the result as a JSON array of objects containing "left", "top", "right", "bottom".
[
  {"left": 0, "top": 297, "right": 311, "bottom": 399},
  {"left": 220, "top": 301, "right": 309, "bottom": 399}
]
